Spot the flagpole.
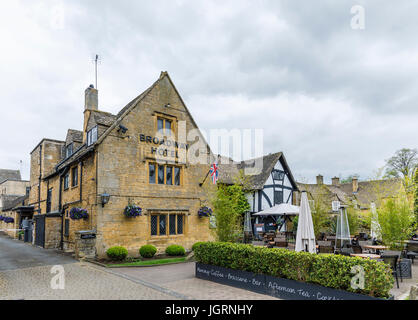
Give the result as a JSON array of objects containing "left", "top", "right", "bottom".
[{"left": 199, "top": 166, "right": 212, "bottom": 186}]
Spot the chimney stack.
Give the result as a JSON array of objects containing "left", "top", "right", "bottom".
[
  {"left": 332, "top": 177, "right": 340, "bottom": 186},
  {"left": 85, "top": 84, "right": 98, "bottom": 111},
  {"left": 352, "top": 176, "right": 359, "bottom": 193},
  {"left": 316, "top": 174, "right": 323, "bottom": 185}
]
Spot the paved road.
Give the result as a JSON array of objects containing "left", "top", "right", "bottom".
[
  {"left": 0, "top": 233, "right": 74, "bottom": 271},
  {"left": 0, "top": 233, "right": 173, "bottom": 300},
  {"left": 109, "top": 262, "right": 278, "bottom": 300},
  {"left": 0, "top": 233, "right": 275, "bottom": 300}
]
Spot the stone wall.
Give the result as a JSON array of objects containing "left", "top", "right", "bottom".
[
  {"left": 44, "top": 215, "right": 61, "bottom": 249},
  {"left": 75, "top": 230, "right": 96, "bottom": 259}
]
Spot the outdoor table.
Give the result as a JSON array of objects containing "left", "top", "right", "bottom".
[
  {"left": 363, "top": 245, "right": 388, "bottom": 254},
  {"left": 350, "top": 253, "right": 381, "bottom": 259}
]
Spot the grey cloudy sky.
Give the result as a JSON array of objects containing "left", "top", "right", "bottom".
[{"left": 0, "top": 0, "right": 417, "bottom": 183}]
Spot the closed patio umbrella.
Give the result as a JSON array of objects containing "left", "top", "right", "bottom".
[
  {"left": 295, "top": 192, "right": 316, "bottom": 253},
  {"left": 370, "top": 202, "right": 381, "bottom": 240}
]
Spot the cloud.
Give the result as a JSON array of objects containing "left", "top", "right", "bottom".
[{"left": 0, "top": 0, "right": 417, "bottom": 183}]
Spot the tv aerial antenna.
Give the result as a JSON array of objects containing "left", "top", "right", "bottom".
[{"left": 92, "top": 54, "right": 101, "bottom": 89}]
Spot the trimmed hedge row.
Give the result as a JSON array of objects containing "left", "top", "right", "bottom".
[{"left": 194, "top": 242, "right": 394, "bottom": 298}]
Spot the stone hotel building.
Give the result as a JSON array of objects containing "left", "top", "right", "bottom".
[
  {"left": 28, "top": 72, "right": 217, "bottom": 257},
  {"left": 22, "top": 71, "right": 298, "bottom": 258}
]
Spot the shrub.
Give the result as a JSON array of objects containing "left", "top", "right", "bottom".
[
  {"left": 192, "top": 242, "right": 205, "bottom": 251},
  {"left": 106, "top": 246, "right": 128, "bottom": 261},
  {"left": 194, "top": 242, "right": 394, "bottom": 298},
  {"left": 378, "top": 195, "right": 415, "bottom": 250},
  {"left": 165, "top": 245, "right": 186, "bottom": 256},
  {"left": 139, "top": 245, "right": 157, "bottom": 258}
]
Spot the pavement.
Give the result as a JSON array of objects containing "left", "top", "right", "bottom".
[
  {"left": 0, "top": 233, "right": 275, "bottom": 300},
  {"left": 389, "top": 262, "right": 418, "bottom": 300},
  {"left": 108, "top": 262, "right": 277, "bottom": 300},
  {"left": 2, "top": 232, "right": 414, "bottom": 300}
]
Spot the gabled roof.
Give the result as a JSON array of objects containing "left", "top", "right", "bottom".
[
  {"left": 44, "top": 71, "right": 214, "bottom": 178},
  {"left": 296, "top": 178, "right": 403, "bottom": 209},
  {"left": 1, "top": 194, "right": 28, "bottom": 212},
  {"left": 65, "top": 129, "right": 83, "bottom": 145},
  {"left": 0, "top": 169, "right": 21, "bottom": 184},
  {"left": 217, "top": 152, "right": 298, "bottom": 191},
  {"left": 88, "top": 110, "right": 117, "bottom": 130}
]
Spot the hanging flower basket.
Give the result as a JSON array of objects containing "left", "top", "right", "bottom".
[
  {"left": 69, "top": 207, "right": 89, "bottom": 220},
  {"left": 198, "top": 206, "right": 213, "bottom": 218},
  {"left": 124, "top": 204, "right": 142, "bottom": 218},
  {"left": 3, "top": 217, "right": 14, "bottom": 224}
]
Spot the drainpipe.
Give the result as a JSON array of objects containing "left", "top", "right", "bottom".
[
  {"left": 38, "top": 144, "right": 42, "bottom": 214},
  {"left": 58, "top": 168, "right": 68, "bottom": 251}
]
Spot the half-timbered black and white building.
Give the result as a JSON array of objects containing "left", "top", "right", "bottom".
[{"left": 217, "top": 152, "right": 299, "bottom": 234}]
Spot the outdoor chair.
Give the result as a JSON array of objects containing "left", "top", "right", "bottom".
[
  {"left": 275, "top": 240, "right": 288, "bottom": 248},
  {"left": 406, "top": 242, "right": 418, "bottom": 264},
  {"left": 352, "top": 245, "right": 362, "bottom": 254},
  {"left": 359, "top": 241, "right": 372, "bottom": 253},
  {"left": 380, "top": 253, "right": 401, "bottom": 289},
  {"left": 318, "top": 246, "right": 334, "bottom": 254},
  {"left": 340, "top": 247, "right": 354, "bottom": 256}
]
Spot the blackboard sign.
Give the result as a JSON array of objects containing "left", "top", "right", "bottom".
[{"left": 196, "top": 263, "right": 382, "bottom": 300}]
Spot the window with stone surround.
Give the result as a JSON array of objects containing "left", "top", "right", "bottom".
[
  {"left": 87, "top": 126, "right": 98, "bottom": 146},
  {"left": 148, "top": 163, "right": 182, "bottom": 186},
  {"left": 151, "top": 213, "right": 185, "bottom": 236},
  {"left": 71, "top": 166, "right": 78, "bottom": 187},
  {"left": 65, "top": 143, "right": 73, "bottom": 158},
  {"left": 63, "top": 173, "right": 70, "bottom": 190},
  {"left": 156, "top": 116, "right": 173, "bottom": 136}
]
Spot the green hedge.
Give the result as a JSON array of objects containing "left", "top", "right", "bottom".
[
  {"left": 192, "top": 242, "right": 205, "bottom": 251},
  {"left": 166, "top": 245, "right": 186, "bottom": 256},
  {"left": 139, "top": 245, "right": 157, "bottom": 258},
  {"left": 106, "top": 246, "right": 128, "bottom": 261},
  {"left": 194, "top": 242, "right": 394, "bottom": 298}
]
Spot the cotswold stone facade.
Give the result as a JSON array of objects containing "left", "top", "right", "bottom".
[{"left": 29, "top": 72, "right": 215, "bottom": 257}]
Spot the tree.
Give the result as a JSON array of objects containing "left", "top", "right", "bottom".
[
  {"left": 211, "top": 183, "right": 250, "bottom": 242},
  {"left": 414, "top": 168, "right": 418, "bottom": 226},
  {"left": 384, "top": 148, "right": 418, "bottom": 188},
  {"left": 377, "top": 192, "right": 415, "bottom": 250},
  {"left": 340, "top": 174, "right": 360, "bottom": 184}
]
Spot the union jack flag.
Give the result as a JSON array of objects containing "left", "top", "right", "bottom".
[{"left": 209, "top": 163, "right": 219, "bottom": 184}]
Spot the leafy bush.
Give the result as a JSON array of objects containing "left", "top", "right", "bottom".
[
  {"left": 192, "top": 242, "right": 205, "bottom": 251},
  {"left": 378, "top": 195, "right": 415, "bottom": 250},
  {"left": 211, "top": 184, "right": 249, "bottom": 242},
  {"left": 139, "top": 245, "right": 157, "bottom": 258},
  {"left": 106, "top": 246, "right": 128, "bottom": 261},
  {"left": 194, "top": 242, "right": 394, "bottom": 298},
  {"left": 165, "top": 245, "right": 186, "bottom": 256}
]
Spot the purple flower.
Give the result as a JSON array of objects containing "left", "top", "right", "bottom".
[
  {"left": 124, "top": 205, "right": 142, "bottom": 218},
  {"left": 198, "top": 206, "right": 212, "bottom": 217},
  {"left": 69, "top": 207, "right": 88, "bottom": 220}
]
